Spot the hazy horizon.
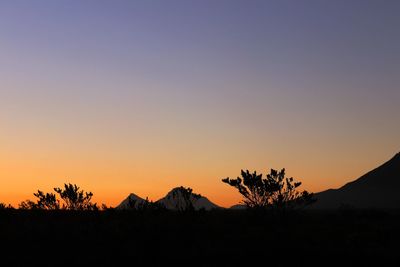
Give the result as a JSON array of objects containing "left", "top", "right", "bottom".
[{"left": 1, "top": 0, "right": 399, "bottom": 207}]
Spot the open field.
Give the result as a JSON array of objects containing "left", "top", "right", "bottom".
[{"left": 1, "top": 209, "right": 399, "bottom": 266}]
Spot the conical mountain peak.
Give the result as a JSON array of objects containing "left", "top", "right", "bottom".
[
  {"left": 127, "top": 193, "right": 143, "bottom": 199},
  {"left": 117, "top": 187, "right": 220, "bottom": 211},
  {"left": 157, "top": 186, "right": 219, "bottom": 211},
  {"left": 117, "top": 193, "right": 146, "bottom": 209}
]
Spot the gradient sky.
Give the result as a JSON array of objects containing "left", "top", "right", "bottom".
[{"left": 1, "top": 0, "right": 399, "bottom": 207}]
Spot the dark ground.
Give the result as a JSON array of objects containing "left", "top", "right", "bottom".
[{"left": 0, "top": 209, "right": 399, "bottom": 266}]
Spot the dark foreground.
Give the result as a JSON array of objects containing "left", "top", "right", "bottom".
[{"left": 1, "top": 209, "right": 399, "bottom": 266}]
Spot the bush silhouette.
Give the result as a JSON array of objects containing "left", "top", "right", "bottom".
[
  {"left": 54, "top": 184, "right": 97, "bottom": 210},
  {"left": 222, "top": 168, "right": 315, "bottom": 210},
  {"left": 0, "top": 203, "right": 13, "bottom": 210},
  {"left": 127, "top": 197, "right": 166, "bottom": 212},
  {"left": 168, "top": 186, "right": 201, "bottom": 211},
  {"left": 31, "top": 190, "right": 60, "bottom": 210},
  {"left": 178, "top": 186, "right": 200, "bottom": 211},
  {"left": 19, "top": 183, "right": 98, "bottom": 211}
]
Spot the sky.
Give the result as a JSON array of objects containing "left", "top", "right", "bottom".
[{"left": 0, "top": 0, "right": 399, "bottom": 207}]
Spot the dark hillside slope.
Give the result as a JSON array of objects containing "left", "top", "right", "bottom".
[{"left": 315, "top": 153, "right": 400, "bottom": 209}]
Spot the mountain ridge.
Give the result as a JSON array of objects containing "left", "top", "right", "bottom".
[
  {"left": 314, "top": 152, "right": 400, "bottom": 209},
  {"left": 117, "top": 193, "right": 147, "bottom": 210},
  {"left": 117, "top": 152, "right": 400, "bottom": 210},
  {"left": 117, "top": 187, "right": 220, "bottom": 210},
  {"left": 156, "top": 187, "right": 220, "bottom": 211}
]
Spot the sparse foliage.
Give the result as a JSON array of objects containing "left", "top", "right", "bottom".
[
  {"left": 128, "top": 197, "right": 166, "bottom": 212},
  {"left": 34, "top": 190, "right": 60, "bottom": 210},
  {"left": 19, "top": 183, "right": 98, "bottom": 211},
  {"left": 222, "top": 168, "right": 315, "bottom": 210},
  {"left": 171, "top": 186, "right": 201, "bottom": 211},
  {"left": 0, "top": 202, "right": 13, "bottom": 210},
  {"left": 101, "top": 204, "right": 113, "bottom": 211},
  {"left": 54, "top": 184, "right": 97, "bottom": 210},
  {"left": 19, "top": 200, "right": 38, "bottom": 210}
]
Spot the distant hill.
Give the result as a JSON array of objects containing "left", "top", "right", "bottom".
[
  {"left": 156, "top": 187, "right": 220, "bottom": 211},
  {"left": 117, "top": 187, "right": 220, "bottom": 211},
  {"left": 116, "top": 193, "right": 147, "bottom": 210},
  {"left": 314, "top": 152, "right": 400, "bottom": 209}
]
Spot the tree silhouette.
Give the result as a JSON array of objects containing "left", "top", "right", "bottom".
[
  {"left": 54, "top": 184, "right": 97, "bottom": 210},
  {"left": 19, "top": 183, "right": 98, "bottom": 211},
  {"left": 126, "top": 197, "right": 166, "bottom": 212},
  {"left": 0, "top": 202, "right": 13, "bottom": 210},
  {"left": 222, "top": 168, "right": 315, "bottom": 210},
  {"left": 19, "top": 200, "right": 37, "bottom": 210},
  {"left": 171, "top": 186, "right": 201, "bottom": 211},
  {"left": 19, "top": 191, "right": 60, "bottom": 210},
  {"left": 34, "top": 190, "right": 60, "bottom": 210}
]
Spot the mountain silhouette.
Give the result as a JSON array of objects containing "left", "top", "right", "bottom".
[
  {"left": 315, "top": 152, "right": 400, "bottom": 209},
  {"left": 117, "top": 193, "right": 146, "bottom": 209},
  {"left": 156, "top": 187, "right": 220, "bottom": 211},
  {"left": 117, "top": 187, "right": 220, "bottom": 210}
]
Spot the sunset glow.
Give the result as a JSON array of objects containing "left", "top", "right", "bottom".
[{"left": 1, "top": 0, "right": 399, "bottom": 208}]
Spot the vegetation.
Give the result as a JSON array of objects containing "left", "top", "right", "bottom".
[
  {"left": 222, "top": 168, "right": 315, "bottom": 209},
  {"left": 19, "top": 183, "right": 98, "bottom": 211},
  {"left": 0, "top": 202, "right": 13, "bottom": 210},
  {"left": 170, "top": 186, "right": 201, "bottom": 211},
  {"left": 0, "top": 178, "right": 397, "bottom": 266},
  {"left": 127, "top": 197, "right": 166, "bottom": 212}
]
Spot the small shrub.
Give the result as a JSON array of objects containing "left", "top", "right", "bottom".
[
  {"left": 19, "top": 183, "right": 98, "bottom": 211},
  {"left": 222, "top": 168, "right": 315, "bottom": 210}
]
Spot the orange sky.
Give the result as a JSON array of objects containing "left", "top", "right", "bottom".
[
  {"left": 1, "top": 1, "right": 399, "bottom": 208},
  {"left": 1, "top": 133, "right": 398, "bottom": 208}
]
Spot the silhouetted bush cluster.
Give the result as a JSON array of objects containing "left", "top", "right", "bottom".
[
  {"left": 127, "top": 197, "right": 166, "bottom": 212},
  {"left": 222, "top": 168, "right": 315, "bottom": 210},
  {"left": 7, "top": 167, "right": 316, "bottom": 213},
  {"left": 170, "top": 186, "right": 201, "bottom": 211},
  {"left": 19, "top": 183, "right": 98, "bottom": 211},
  {"left": 0, "top": 203, "right": 13, "bottom": 210}
]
